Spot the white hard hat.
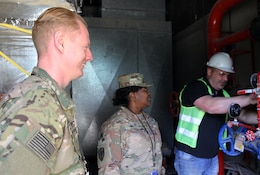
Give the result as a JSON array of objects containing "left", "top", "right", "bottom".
[{"left": 206, "top": 52, "right": 235, "bottom": 73}]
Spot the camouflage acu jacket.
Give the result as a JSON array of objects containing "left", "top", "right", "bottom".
[
  {"left": 97, "top": 106, "right": 163, "bottom": 175},
  {"left": 0, "top": 67, "right": 86, "bottom": 175}
]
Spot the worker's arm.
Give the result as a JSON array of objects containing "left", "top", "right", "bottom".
[
  {"left": 194, "top": 94, "right": 257, "bottom": 114},
  {"left": 237, "top": 108, "right": 258, "bottom": 124}
]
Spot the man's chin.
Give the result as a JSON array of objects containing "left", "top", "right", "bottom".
[
  {"left": 219, "top": 85, "right": 225, "bottom": 90},
  {"left": 74, "top": 71, "right": 84, "bottom": 80}
]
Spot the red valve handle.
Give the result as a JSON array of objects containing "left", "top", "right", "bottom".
[
  {"left": 237, "top": 72, "right": 260, "bottom": 129},
  {"left": 237, "top": 89, "right": 255, "bottom": 95},
  {"left": 246, "top": 130, "right": 255, "bottom": 141}
]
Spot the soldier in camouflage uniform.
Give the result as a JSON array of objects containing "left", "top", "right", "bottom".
[
  {"left": 97, "top": 73, "right": 165, "bottom": 175},
  {"left": 0, "top": 7, "right": 93, "bottom": 175}
]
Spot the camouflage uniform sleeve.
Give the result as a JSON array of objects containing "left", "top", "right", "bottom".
[
  {"left": 0, "top": 89, "right": 84, "bottom": 175},
  {"left": 97, "top": 116, "right": 123, "bottom": 175},
  {"left": 0, "top": 95, "right": 58, "bottom": 174}
]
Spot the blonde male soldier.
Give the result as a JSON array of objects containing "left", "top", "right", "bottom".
[{"left": 0, "top": 7, "right": 93, "bottom": 175}]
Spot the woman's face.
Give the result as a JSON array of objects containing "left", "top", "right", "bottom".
[{"left": 133, "top": 87, "right": 151, "bottom": 108}]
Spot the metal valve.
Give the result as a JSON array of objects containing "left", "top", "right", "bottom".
[{"left": 228, "top": 103, "right": 241, "bottom": 118}]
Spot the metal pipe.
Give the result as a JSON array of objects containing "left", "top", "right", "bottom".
[
  {"left": 214, "top": 28, "right": 253, "bottom": 49},
  {"left": 207, "top": 0, "right": 244, "bottom": 57},
  {"left": 208, "top": 1, "right": 247, "bottom": 175}
]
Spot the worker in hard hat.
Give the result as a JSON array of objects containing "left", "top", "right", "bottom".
[{"left": 174, "top": 52, "right": 257, "bottom": 175}]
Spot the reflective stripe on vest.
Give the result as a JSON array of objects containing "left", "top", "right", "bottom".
[{"left": 175, "top": 78, "right": 230, "bottom": 148}]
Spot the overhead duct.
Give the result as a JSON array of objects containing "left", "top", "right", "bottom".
[
  {"left": 0, "top": 0, "right": 80, "bottom": 28},
  {"left": 0, "top": 0, "right": 78, "bottom": 93}
]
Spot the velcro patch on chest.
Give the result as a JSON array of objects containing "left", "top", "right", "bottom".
[{"left": 27, "top": 131, "right": 56, "bottom": 162}]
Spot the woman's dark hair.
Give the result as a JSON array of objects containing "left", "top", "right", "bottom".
[{"left": 112, "top": 86, "right": 142, "bottom": 106}]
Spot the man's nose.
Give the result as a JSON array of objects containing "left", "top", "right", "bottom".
[{"left": 86, "top": 49, "right": 93, "bottom": 61}]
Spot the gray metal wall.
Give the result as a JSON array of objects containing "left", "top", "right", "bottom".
[
  {"left": 73, "top": 18, "right": 173, "bottom": 157},
  {"left": 73, "top": 0, "right": 174, "bottom": 164},
  {"left": 101, "top": 0, "right": 165, "bottom": 21},
  {"left": 0, "top": 1, "right": 173, "bottom": 174},
  {"left": 1, "top": 1, "right": 173, "bottom": 173}
]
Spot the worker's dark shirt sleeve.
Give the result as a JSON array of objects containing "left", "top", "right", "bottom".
[{"left": 181, "top": 78, "right": 210, "bottom": 107}]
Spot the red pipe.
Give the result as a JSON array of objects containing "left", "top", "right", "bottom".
[
  {"left": 217, "top": 150, "right": 225, "bottom": 175},
  {"left": 208, "top": 0, "right": 244, "bottom": 57},
  {"left": 257, "top": 72, "right": 260, "bottom": 129},
  {"left": 214, "top": 28, "right": 253, "bottom": 49},
  {"left": 208, "top": 1, "right": 246, "bottom": 175}
]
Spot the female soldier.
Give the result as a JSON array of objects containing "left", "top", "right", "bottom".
[{"left": 97, "top": 73, "right": 164, "bottom": 175}]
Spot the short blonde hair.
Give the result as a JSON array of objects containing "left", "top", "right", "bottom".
[{"left": 32, "top": 7, "right": 87, "bottom": 56}]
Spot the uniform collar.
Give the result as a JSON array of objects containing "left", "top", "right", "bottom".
[{"left": 31, "top": 67, "right": 74, "bottom": 110}]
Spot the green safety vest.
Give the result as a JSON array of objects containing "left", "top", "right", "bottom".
[{"left": 175, "top": 78, "right": 230, "bottom": 148}]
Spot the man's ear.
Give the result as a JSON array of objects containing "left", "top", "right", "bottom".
[
  {"left": 54, "top": 31, "right": 64, "bottom": 53},
  {"left": 207, "top": 67, "right": 212, "bottom": 76}
]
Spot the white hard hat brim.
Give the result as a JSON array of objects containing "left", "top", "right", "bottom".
[{"left": 207, "top": 65, "right": 235, "bottom": 73}]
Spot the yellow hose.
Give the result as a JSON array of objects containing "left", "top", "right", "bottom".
[
  {"left": 0, "top": 51, "right": 30, "bottom": 76},
  {"left": 0, "top": 23, "right": 32, "bottom": 76},
  {"left": 0, "top": 23, "right": 32, "bottom": 35}
]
